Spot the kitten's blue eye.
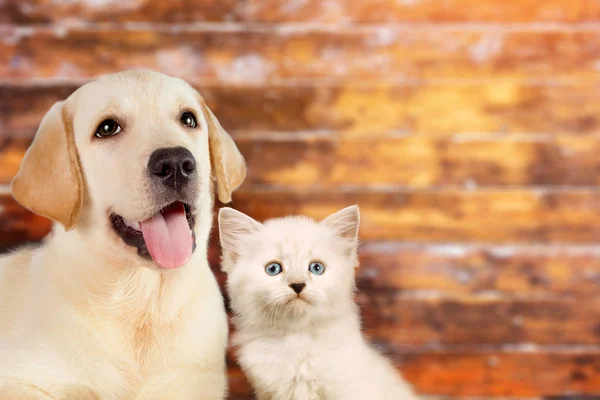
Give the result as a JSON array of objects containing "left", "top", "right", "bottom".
[
  {"left": 265, "top": 262, "right": 283, "bottom": 276},
  {"left": 308, "top": 261, "right": 325, "bottom": 275}
]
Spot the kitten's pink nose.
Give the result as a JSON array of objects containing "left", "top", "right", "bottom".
[{"left": 289, "top": 283, "right": 306, "bottom": 294}]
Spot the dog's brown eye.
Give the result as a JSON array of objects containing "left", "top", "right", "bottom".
[
  {"left": 95, "top": 119, "right": 121, "bottom": 138},
  {"left": 180, "top": 112, "right": 197, "bottom": 128}
]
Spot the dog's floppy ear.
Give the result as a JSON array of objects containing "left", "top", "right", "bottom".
[
  {"left": 11, "top": 101, "right": 83, "bottom": 230},
  {"left": 201, "top": 103, "right": 246, "bottom": 203}
]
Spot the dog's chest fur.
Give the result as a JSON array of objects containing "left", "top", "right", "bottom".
[
  {"left": 85, "top": 270, "right": 227, "bottom": 399},
  {"left": 0, "top": 246, "right": 228, "bottom": 400}
]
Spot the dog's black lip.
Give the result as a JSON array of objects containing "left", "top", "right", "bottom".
[{"left": 110, "top": 202, "right": 197, "bottom": 260}]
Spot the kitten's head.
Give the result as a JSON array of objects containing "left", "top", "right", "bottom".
[{"left": 218, "top": 206, "right": 360, "bottom": 328}]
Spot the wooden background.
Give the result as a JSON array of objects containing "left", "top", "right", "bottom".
[{"left": 2, "top": 0, "right": 600, "bottom": 398}]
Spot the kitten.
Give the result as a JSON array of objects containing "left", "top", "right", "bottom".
[{"left": 219, "top": 205, "right": 416, "bottom": 400}]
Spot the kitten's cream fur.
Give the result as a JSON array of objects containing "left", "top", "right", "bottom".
[{"left": 219, "top": 206, "right": 416, "bottom": 400}]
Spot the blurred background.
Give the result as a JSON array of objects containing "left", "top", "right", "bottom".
[{"left": 2, "top": 0, "right": 600, "bottom": 398}]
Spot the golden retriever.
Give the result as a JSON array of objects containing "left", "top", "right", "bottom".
[{"left": 0, "top": 70, "right": 245, "bottom": 399}]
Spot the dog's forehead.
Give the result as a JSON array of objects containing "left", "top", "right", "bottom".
[{"left": 67, "top": 71, "right": 200, "bottom": 122}]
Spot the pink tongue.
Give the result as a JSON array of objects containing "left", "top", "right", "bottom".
[{"left": 140, "top": 203, "right": 193, "bottom": 269}]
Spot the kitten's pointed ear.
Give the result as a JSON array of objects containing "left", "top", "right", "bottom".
[
  {"left": 218, "top": 207, "right": 261, "bottom": 270},
  {"left": 321, "top": 205, "right": 360, "bottom": 243},
  {"left": 321, "top": 205, "right": 360, "bottom": 264}
]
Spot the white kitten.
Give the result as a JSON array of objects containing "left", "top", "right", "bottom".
[{"left": 219, "top": 205, "right": 416, "bottom": 400}]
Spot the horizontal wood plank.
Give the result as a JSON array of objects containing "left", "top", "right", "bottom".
[
  {"left": 356, "top": 243, "right": 600, "bottom": 297},
  {"left": 360, "top": 296, "right": 600, "bottom": 346},
  {"left": 400, "top": 350, "right": 600, "bottom": 396},
  {"left": 2, "top": 0, "right": 598, "bottom": 25},
  {"left": 238, "top": 135, "right": 600, "bottom": 187},
  {"left": 7, "top": 134, "right": 600, "bottom": 187},
  {"left": 6, "top": 188, "right": 600, "bottom": 245},
  {"left": 3, "top": 82, "right": 600, "bottom": 138},
  {"left": 0, "top": 0, "right": 241, "bottom": 24},
  {"left": 231, "top": 188, "right": 600, "bottom": 244},
  {"left": 246, "top": 0, "right": 600, "bottom": 23},
  {"left": 2, "top": 28, "right": 600, "bottom": 82}
]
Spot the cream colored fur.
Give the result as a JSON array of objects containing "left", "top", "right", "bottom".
[
  {"left": 219, "top": 206, "right": 416, "bottom": 400},
  {"left": 0, "top": 70, "right": 245, "bottom": 400}
]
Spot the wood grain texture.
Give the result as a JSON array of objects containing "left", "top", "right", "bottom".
[
  {"left": 226, "top": 363, "right": 253, "bottom": 399},
  {"left": 246, "top": 0, "right": 600, "bottom": 23},
  {"left": 0, "top": 85, "right": 75, "bottom": 138},
  {"left": 357, "top": 243, "right": 600, "bottom": 297},
  {"left": 360, "top": 296, "right": 600, "bottom": 346},
  {"left": 231, "top": 188, "right": 600, "bottom": 244},
  {"left": 2, "top": 27, "right": 600, "bottom": 82},
  {"left": 0, "top": 137, "right": 25, "bottom": 184},
  {"left": 3, "top": 82, "right": 600, "bottom": 138},
  {"left": 399, "top": 350, "right": 600, "bottom": 396},
  {"left": 2, "top": 0, "right": 598, "bottom": 25},
  {"left": 6, "top": 188, "right": 600, "bottom": 244},
  {"left": 239, "top": 135, "right": 600, "bottom": 187},
  {"left": 0, "top": 0, "right": 242, "bottom": 24},
  {"left": 7, "top": 134, "right": 600, "bottom": 187},
  {"left": 0, "top": 195, "right": 51, "bottom": 250}
]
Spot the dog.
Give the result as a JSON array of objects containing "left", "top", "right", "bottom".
[{"left": 0, "top": 70, "right": 245, "bottom": 399}]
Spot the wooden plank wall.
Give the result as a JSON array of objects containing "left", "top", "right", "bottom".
[{"left": 1, "top": 0, "right": 600, "bottom": 399}]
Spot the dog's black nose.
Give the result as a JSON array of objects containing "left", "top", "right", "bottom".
[
  {"left": 289, "top": 283, "right": 306, "bottom": 294},
  {"left": 148, "top": 147, "right": 196, "bottom": 191}
]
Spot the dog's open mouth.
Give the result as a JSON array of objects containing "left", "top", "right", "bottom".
[{"left": 110, "top": 202, "right": 196, "bottom": 269}]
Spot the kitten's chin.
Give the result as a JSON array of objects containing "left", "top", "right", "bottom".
[{"left": 287, "top": 296, "right": 314, "bottom": 314}]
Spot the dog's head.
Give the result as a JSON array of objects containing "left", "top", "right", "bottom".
[{"left": 11, "top": 70, "right": 245, "bottom": 269}]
